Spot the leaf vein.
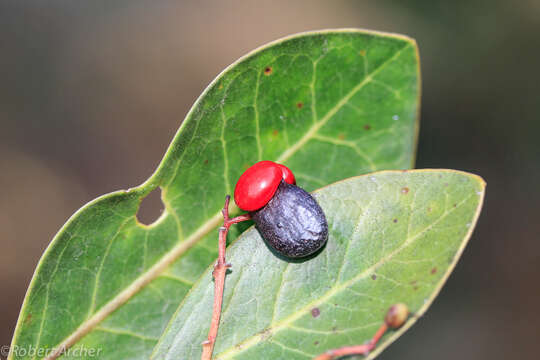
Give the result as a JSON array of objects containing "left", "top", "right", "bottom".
[
  {"left": 270, "top": 340, "right": 314, "bottom": 358},
  {"left": 32, "top": 237, "right": 73, "bottom": 360},
  {"left": 253, "top": 67, "right": 263, "bottom": 160},
  {"left": 88, "top": 217, "right": 133, "bottom": 316},
  {"left": 275, "top": 42, "right": 411, "bottom": 164},
  {"left": 220, "top": 107, "right": 231, "bottom": 194},
  {"left": 95, "top": 326, "right": 158, "bottom": 342},
  {"left": 215, "top": 191, "right": 474, "bottom": 359}
]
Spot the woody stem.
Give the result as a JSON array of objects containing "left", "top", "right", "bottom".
[{"left": 201, "top": 196, "right": 251, "bottom": 360}]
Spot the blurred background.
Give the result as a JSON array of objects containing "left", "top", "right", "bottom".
[{"left": 1, "top": 1, "right": 538, "bottom": 359}]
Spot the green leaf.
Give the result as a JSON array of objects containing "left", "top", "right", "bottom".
[
  {"left": 153, "top": 170, "right": 485, "bottom": 359},
  {"left": 10, "top": 29, "right": 419, "bottom": 359}
]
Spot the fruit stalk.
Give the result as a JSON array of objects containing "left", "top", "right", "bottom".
[{"left": 201, "top": 196, "right": 250, "bottom": 360}]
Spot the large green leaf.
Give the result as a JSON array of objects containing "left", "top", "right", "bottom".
[
  {"left": 10, "top": 30, "right": 419, "bottom": 359},
  {"left": 153, "top": 170, "right": 485, "bottom": 359}
]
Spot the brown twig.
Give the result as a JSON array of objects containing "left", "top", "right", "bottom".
[
  {"left": 313, "top": 303, "right": 409, "bottom": 360},
  {"left": 313, "top": 323, "right": 387, "bottom": 360},
  {"left": 201, "top": 195, "right": 251, "bottom": 360}
]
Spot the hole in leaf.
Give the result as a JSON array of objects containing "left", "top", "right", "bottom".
[{"left": 136, "top": 187, "right": 165, "bottom": 226}]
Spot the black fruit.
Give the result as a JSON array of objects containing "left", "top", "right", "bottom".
[{"left": 251, "top": 180, "right": 328, "bottom": 258}]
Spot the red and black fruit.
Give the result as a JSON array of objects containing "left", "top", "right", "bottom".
[{"left": 234, "top": 161, "right": 328, "bottom": 258}]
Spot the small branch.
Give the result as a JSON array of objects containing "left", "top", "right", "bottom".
[
  {"left": 313, "top": 324, "right": 387, "bottom": 360},
  {"left": 201, "top": 195, "right": 251, "bottom": 360},
  {"left": 314, "top": 303, "right": 409, "bottom": 360}
]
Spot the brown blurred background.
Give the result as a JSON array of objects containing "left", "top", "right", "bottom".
[{"left": 1, "top": 1, "right": 539, "bottom": 359}]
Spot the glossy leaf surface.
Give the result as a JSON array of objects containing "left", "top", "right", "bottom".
[
  {"left": 10, "top": 30, "right": 419, "bottom": 359},
  {"left": 154, "top": 170, "right": 485, "bottom": 359}
]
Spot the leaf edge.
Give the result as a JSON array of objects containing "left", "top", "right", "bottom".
[
  {"left": 9, "top": 28, "right": 421, "bottom": 359},
  {"left": 151, "top": 169, "right": 486, "bottom": 359}
]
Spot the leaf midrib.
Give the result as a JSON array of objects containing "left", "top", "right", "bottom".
[
  {"left": 275, "top": 43, "right": 411, "bottom": 163},
  {"left": 41, "top": 40, "right": 412, "bottom": 360}
]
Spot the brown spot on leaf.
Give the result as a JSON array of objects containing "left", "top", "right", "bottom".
[
  {"left": 264, "top": 66, "right": 273, "bottom": 76},
  {"left": 401, "top": 187, "right": 409, "bottom": 194},
  {"left": 204, "top": 159, "right": 209, "bottom": 165},
  {"left": 359, "top": 50, "right": 366, "bottom": 56},
  {"left": 338, "top": 133, "right": 346, "bottom": 140},
  {"left": 296, "top": 102, "right": 304, "bottom": 109},
  {"left": 431, "top": 267, "right": 438, "bottom": 274},
  {"left": 453, "top": 203, "right": 457, "bottom": 208},
  {"left": 371, "top": 274, "right": 377, "bottom": 280},
  {"left": 259, "top": 328, "right": 272, "bottom": 340},
  {"left": 393, "top": 218, "right": 398, "bottom": 223},
  {"left": 363, "top": 124, "right": 371, "bottom": 130},
  {"left": 427, "top": 207, "right": 432, "bottom": 212},
  {"left": 413, "top": 286, "right": 419, "bottom": 291},
  {"left": 24, "top": 313, "right": 32, "bottom": 324},
  {"left": 410, "top": 280, "right": 417, "bottom": 285},
  {"left": 314, "top": 341, "right": 319, "bottom": 345},
  {"left": 218, "top": 83, "right": 223, "bottom": 90},
  {"left": 311, "top": 308, "right": 321, "bottom": 318},
  {"left": 332, "top": 326, "right": 338, "bottom": 332}
]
